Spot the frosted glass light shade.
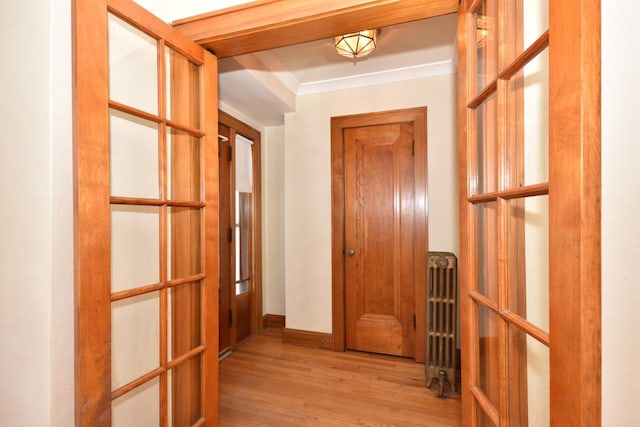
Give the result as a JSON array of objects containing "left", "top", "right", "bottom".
[{"left": 334, "top": 29, "right": 378, "bottom": 59}]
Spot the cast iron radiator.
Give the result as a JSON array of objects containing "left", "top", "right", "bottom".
[{"left": 425, "top": 251, "right": 457, "bottom": 397}]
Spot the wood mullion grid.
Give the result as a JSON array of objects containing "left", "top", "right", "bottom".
[
  {"left": 465, "top": 6, "right": 551, "bottom": 425},
  {"left": 107, "top": 0, "right": 205, "bottom": 65},
  {"left": 108, "top": 100, "right": 205, "bottom": 138},
  {"left": 157, "top": 35, "right": 169, "bottom": 427},
  {"left": 197, "top": 60, "right": 207, "bottom": 419},
  {"left": 110, "top": 345, "right": 206, "bottom": 401},
  {"left": 110, "top": 275, "right": 205, "bottom": 301},
  {"left": 467, "top": 30, "right": 550, "bottom": 111},
  {"left": 470, "top": 291, "right": 550, "bottom": 345},
  {"left": 471, "top": 386, "right": 500, "bottom": 426},
  {"left": 110, "top": 197, "right": 205, "bottom": 208}
]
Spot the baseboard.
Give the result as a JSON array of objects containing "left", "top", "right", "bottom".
[
  {"left": 262, "top": 313, "right": 286, "bottom": 329},
  {"left": 283, "top": 328, "right": 334, "bottom": 350}
]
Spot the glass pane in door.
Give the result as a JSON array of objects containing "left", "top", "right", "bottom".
[
  {"left": 509, "top": 327, "right": 550, "bottom": 427},
  {"left": 108, "top": 13, "right": 158, "bottom": 114},
  {"left": 477, "top": 202, "right": 498, "bottom": 301},
  {"left": 474, "top": 0, "right": 498, "bottom": 93},
  {"left": 507, "top": 195, "right": 549, "bottom": 330},
  {"left": 168, "top": 354, "right": 202, "bottom": 426},
  {"left": 168, "top": 281, "right": 202, "bottom": 361},
  {"left": 112, "top": 377, "right": 160, "bottom": 427},
  {"left": 111, "top": 292, "right": 160, "bottom": 390},
  {"left": 236, "top": 192, "right": 251, "bottom": 281},
  {"left": 167, "top": 207, "right": 202, "bottom": 280},
  {"left": 109, "top": 109, "right": 159, "bottom": 199},
  {"left": 506, "top": 0, "right": 549, "bottom": 62},
  {"left": 474, "top": 92, "right": 497, "bottom": 195},
  {"left": 509, "top": 48, "right": 549, "bottom": 187},
  {"left": 477, "top": 304, "right": 500, "bottom": 408},
  {"left": 167, "top": 128, "right": 201, "bottom": 202},
  {"left": 111, "top": 205, "right": 160, "bottom": 292},
  {"left": 165, "top": 46, "right": 201, "bottom": 129}
]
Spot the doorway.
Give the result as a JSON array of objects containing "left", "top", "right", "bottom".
[
  {"left": 218, "top": 111, "right": 262, "bottom": 355},
  {"left": 331, "top": 107, "right": 428, "bottom": 361}
]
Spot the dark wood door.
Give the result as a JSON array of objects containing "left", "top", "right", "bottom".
[
  {"left": 218, "top": 125, "right": 232, "bottom": 354},
  {"left": 344, "top": 122, "right": 416, "bottom": 357}
]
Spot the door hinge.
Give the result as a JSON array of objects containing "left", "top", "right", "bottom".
[
  {"left": 229, "top": 309, "right": 233, "bottom": 326},
  {"left": 228, "top": 146, "right": 233, "bottom": 162},
  {"left": 412, "top": 139, "right": 415, "bottom": 156},
  {"left": 228, "top": 227, "right": 233, "bottom": 243},
  {"left": 413, "top": 314, "right": 416, "bottom": 329}
]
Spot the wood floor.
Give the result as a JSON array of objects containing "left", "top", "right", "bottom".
[{"left": 219, "top": 329, "right": 461, "bottom": 426}]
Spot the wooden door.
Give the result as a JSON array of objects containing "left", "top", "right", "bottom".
[
  {"left": 333, "top": 107, "right": 427, "bottom": 360},
  {"left": 73, "top": 0, "right": 219, "bottom": 425},
  {"left": 458, "top": 0, "right": 601, "bottom": 425},
  {"left": 218, "top": 125, "right": 232, "bottom": 354},
  {"left": 218, "top": 112, "right": 262, "bottom": 352},
  {"left": 344, "top": 123, "right": 415, "bottom": 357}
]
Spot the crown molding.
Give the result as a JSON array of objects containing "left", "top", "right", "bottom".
[{"left": 296, "top": 60, "right": 457, "bottom": 95}]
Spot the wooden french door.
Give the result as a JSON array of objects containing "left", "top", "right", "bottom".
[
  {"left": 332, "top": 108, "right": 427, "bottom": 361},
  {"left": 73, "top": 0, "right": 219, "bottom": 425},
  {"left": 458, "top": 0, "right": 601, "bottom": 425}
]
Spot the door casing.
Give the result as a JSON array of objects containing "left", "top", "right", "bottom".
[{"left": 331, "top": 108, "right": 428, "bottom": 362}]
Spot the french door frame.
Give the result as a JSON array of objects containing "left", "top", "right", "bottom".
[
  {"left": 73, "top": 0, "right": 219, "bottom": 424},
  {"left": 457, "top": 0, "right": 601, "bottom": 425}
]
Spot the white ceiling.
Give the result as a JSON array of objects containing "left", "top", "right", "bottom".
[{"left": 218, "top": 13, "right": 458, "bottom": 126}]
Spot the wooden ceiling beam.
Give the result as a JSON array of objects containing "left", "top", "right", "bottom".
[{"left": 172, "top": 0, "right": 458, "bottom": 58}]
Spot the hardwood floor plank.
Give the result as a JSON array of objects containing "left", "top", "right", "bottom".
[{"left": 220, "top": 329, "right": 461, "bottom": 426}]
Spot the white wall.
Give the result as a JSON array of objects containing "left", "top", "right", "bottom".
[
  {"left": 0, "top": 0, "right": 73, "bottom": 426},
  {"left": 263, "top": 126, "right": 286, "bottom": 315},
  {"left": 284, "top": 74, "right": 459, "bottom": 332},
  {"left": 602, "top": 2, "right": 640, "bottom": 425}
]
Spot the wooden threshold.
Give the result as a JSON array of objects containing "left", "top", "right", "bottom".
[{"left": 172, "top": 0, "right": 458, "bottom": 58}]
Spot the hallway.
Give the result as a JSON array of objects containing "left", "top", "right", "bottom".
[{"left": 220, "top": 329, "right": 461, "bottom": 426}]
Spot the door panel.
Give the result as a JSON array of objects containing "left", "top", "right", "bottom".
[
  {"left": 458, "top": 0, "right": 600, "bottom": 424},
  {"left": 345, "top": 122, "right": 415, "bottom": 357},
  {"left": 73, "top": 0, "right": 218, "bottom": 425}
]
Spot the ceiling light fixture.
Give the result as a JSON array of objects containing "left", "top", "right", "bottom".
[{"left": 334, "top": 29, "right": 379, "bottom": 59}]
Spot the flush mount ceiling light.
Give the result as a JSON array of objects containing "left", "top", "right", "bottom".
[{"left": 334, "top": 29, "right": 379, "bottom": 59}]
